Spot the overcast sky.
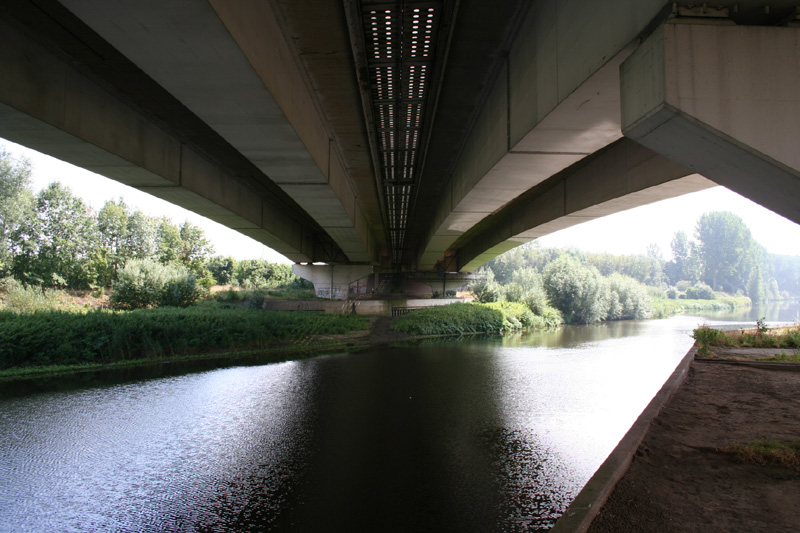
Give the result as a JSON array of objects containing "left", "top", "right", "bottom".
[{"left": 5, "top": 138, "right": 800, "bottom": 263}]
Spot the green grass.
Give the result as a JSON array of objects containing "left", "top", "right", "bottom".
[
  {"left": 719, "top": 440, "right": 800, "bottom": 468},
  {"left": 390, "top": 302, "right": 562, "bottom": 337},
  {"left": 771, "top": 352, "right": 800, "bottom": 363},
  {"left": 0, "top": 307, "right": 368, "bottom": 371},
  {"left": 692, "top": 323, "right": 800, "bottom": 357}
]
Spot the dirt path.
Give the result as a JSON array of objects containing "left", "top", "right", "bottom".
[
  {"left": 367, "top": 316, "right": 409, "bottom": 344},
  {"left": 588, "top": 360, "right": 800, "bottom": 532}
]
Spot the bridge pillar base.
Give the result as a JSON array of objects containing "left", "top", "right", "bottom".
[
  {"left": 621, "top": 22, "right": 800, "bottom": 224},
  {"left": 292, "top": 264, "right": 373, "bottom": 299}
]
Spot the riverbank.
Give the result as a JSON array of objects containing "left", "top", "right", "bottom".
[
  {"left": 0, "top": 307, "right": 370, "bottom": 380},
  {"left": 556, "top": 342, "right": 800, "bottom": 532},
  {"left": 0, "top": 300, "right": 562, "bottom": 381},
  {"left": 650, "top": 295, "right": 752, "bottom": 318}
]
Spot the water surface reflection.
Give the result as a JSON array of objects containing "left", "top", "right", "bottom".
[{"left": 1, "top": 305, "right": 797, "bottom": 531}]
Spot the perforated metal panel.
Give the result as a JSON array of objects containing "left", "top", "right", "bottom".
[{"left": 361, "top": 1, "right": 442, "bottom": 264}]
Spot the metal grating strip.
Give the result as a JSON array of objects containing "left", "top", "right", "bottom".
[{"left": 362, "top": 1, "right": 442, "bottom": 263}]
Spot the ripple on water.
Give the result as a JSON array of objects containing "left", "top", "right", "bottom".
[{"left": 3, "top": 307, "right": 795, "bottom": 532}]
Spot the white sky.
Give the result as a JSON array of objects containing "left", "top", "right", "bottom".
[{"left": 5, "top": 138, "right": 800, "bottom": 263}]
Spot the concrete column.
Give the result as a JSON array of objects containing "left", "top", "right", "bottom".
[
  {"left": 621, "top": 22, "right": 800, "bottom": 224},
  {"left": 292, "top": 264, "right": 374, "bottom": 299}
]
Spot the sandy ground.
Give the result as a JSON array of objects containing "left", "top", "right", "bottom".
[{"left": 588, "top": 360, "right": 800, "bottom": 533}]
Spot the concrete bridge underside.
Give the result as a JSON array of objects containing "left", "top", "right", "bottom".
[{"left": 0, "top": 1, "right": 799, "bottom": 288}]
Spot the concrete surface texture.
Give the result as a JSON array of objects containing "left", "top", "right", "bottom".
[{"left": 0, "top": 1, "right": 798, "bottom": 271}]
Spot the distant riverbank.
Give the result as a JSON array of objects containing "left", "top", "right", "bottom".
[
  {"left": 0, "top": 307, "right": 369, "bottom": 380},
  {"left": 0, "top": 301, "right": 565, "bottom": 381},
  {"left": 0, "top": 296, "right": 755, "bottom": 382}
]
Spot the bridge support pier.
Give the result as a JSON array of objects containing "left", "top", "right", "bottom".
[
  {"left": 621, "top": 21, "right": 800, "bottom": 224},
  {"left": 292, "top": 264, "right": 373, "bottom": 299}
]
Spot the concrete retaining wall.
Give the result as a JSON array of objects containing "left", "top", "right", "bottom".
[{"left": 551, "top": 345, "right": 698, "bottom": 532}]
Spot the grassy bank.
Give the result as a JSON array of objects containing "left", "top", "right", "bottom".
[
  {"left": 651, "top": 295, "right": 752, "bottom": 318},
  {"left": 0, "top": 307, "right": 368, "bottom": 375},
  {"left": 692, "top": 323, "right": 800, "bottom": 353},
  {"left": 390, "top": 301, "right": 562, "bottom": 336}
]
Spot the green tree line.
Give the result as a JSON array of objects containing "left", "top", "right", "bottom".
[
  {"left": 475, "top": 210, "right": 799, "bottom": 323},
  {"left": 0, "top": 148, "right": 300, "bottom": 308}
]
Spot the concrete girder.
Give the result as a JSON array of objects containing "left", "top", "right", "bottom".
[
  {"left": 57, "top": 0, "right": 375, "bottom": 263},
  {"left": 415, "top": 0, "right": 674, "bottom": 271},
  {"left": 622, "top": 22, "right": 800, "bottom": 225},
  {"left": 0, "top": 15, "right": 317, "bottom": 262},
  {"left": 444, "top": 138, "right": 715, "bottom": 272}
]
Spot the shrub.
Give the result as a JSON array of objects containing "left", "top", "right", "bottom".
[
  {"left": 685, "top": 282, "right": 715, "bottom": 300},
  {"left": 543, "top": 255, "right": 609, "bottom": 324},
  {"left": 504, "top": 267, "right": 552, "bottom": 316},
  {"left": 484, "top": 301, "right": 537, "bottom": 330},
  {"left": 665, "top": 286, "right": 679, "bottom": 299},
  {"left": 606, "top": 273, "right": 652, "bottom": 320},
  {"left": 234, "top": 260, "right": 296, "bottom": 288},
  {"left": 0, "top": 277, "right": 65, "bottom": 313},
  {"left": 692, "top": 325, "right": 731, "bottom": 347},
  {"left": 469, "top": 268, "right": 505, "bottom": 303},
  {"left": 111, "top": 259, "right": 201, "bottom": 309},
  {"left": 390, "top": 301, "right": 562, "bottom": 337},
  {"left": 391, "top": 303, "right": 505, "bottom": 336},
  {"left": 207, "top": 256, "right": 236, "bottom": 285}
]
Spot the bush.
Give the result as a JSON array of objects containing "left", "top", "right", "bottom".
[
  {"left": 504, "top": 267, "right": 552, "bottom": 316},
  {"left": 684, "top": 282, "right": 715, "bottom": 300},
  {"left": 606, "top": 273, "right": 652, "bottom": 320},
  {"left": 483, "top": 301, "right": 537, "bottom": 330},
  {"left": 0, "top": 277, "right": 66, "bottom": 313},
  {"left": 234, "top": 260, "right": 296, "bottom": 289},
  {"left": 391, "top": 303, "right": 505, "bottom": 336},
  {"left": 111, "top": 259, "right": 201, "bottom": 309},
  {"left": 207, "top": 256, "right": 236, "bottom": 285},
  {"left": 666, "top": 286, "right": 679, "bottom": 299},
  {"left": 390, "top": 301, "right": 562, "bottom": 337},
  {"left": 470, "top": 269, "right": 504, "bottom": 303},
  {"left": 543, "top": 255, "right": 609, "bottom": 324}
]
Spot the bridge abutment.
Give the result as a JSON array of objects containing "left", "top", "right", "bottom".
[
  {"left": 292, "top": 264, "right": 374, "bottom": 299},
  {"left": 621, "top": 21, "right": 800, "bottom": 224}
]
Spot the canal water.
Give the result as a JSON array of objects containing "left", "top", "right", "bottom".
[{"left": 1, "top": 304, "right": 797, "bottom": 532}]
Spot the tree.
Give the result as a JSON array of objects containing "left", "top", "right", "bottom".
[
  {"left": 234, "top": 259, "right": 296, "bottom": 289},
  {"left": 664, "top": 231, "right": 700, "bottom": 285},
  {"left": 111, "top": 259, "right": 201, "bottom": 309},
  {"left": 208, "top": 256, "right": 237, "bottom": 285},
  {"left": 13, "top": 183, "right": 99, "bottom": 288},
  {"left": 0, "top": 149, "right": 34, "bottom": 274},
  {"left": 125, "top": 210, "right": 158, "bottom": 259},
  {"left": 156, "top": 218, "right": 182, "bottom": 264},
  {"left": 607, "top": 273, "right": 652, "bottom": 320},
  {"left": 543, "top": 254, "right": 609, "bottom": 324},
  {"left": 96, "top": 199, "right": 130, "bottom": 285},
  {"left": 695, "top": 212, "right": 756, "bottom": 293},
  {"left": 504, "top": 267, "right": 550, "bottom": 315},
  {"left": 469, "top": 268, "right": 504, "bottom": 303},
  {"left": 645, "top": 243, "right": 667, "bottom": 287},
  {"left": 178, "top": 221, "right": 214, "bottom": 276}
]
